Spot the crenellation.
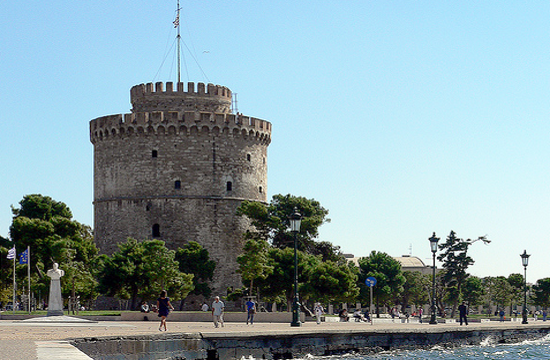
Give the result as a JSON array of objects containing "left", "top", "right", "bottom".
[
  {"left": 166, "top": 82, "right": 173, "bottom": 92},
  {"left": 91, "top": 110, "right": 271, "bottom": 145}
]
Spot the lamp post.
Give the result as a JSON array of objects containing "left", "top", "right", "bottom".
[
  {"left": 429, "top": 232, "right": 440, "bottom": 324},
  {"left": 290, "top": 207, "right": 302, "bottom": 327},
  {"left": 520, "top": 250, "right": 530, "bottom": 324}
]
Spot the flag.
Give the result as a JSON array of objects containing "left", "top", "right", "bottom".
[
  {"left": 19, "top": 248, "right": 28, "bottom": 265},
  {"left": 7, "top": 247, "right": 15, "bottom": 260},
  {"left": 173, "top": 14, "right": 179, "bottom": 28}
]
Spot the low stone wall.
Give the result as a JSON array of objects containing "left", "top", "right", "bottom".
[
  {"left": 72, "top": 325, "right": 550, "bottom": 360},
  {"left": 120, "top": 311, "right": 303, "bottom": 323}
]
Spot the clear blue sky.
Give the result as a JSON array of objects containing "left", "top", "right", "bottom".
[{"left": 1, "top": 1, "right": 549, "bottom": 281}]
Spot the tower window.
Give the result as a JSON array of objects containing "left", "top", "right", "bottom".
[
  {"left": 152, "top": 150, "right": 158, "bottom": 158},
  {"left": 226, "top": 181, "right": 232, "bottom": 191},
  {"left": 175, "top": 180, "right": 181, "bottom": 189},
  {"left": 259, "top": 186, "right": 263, "bottom": 193},
  {"left": 152, "top": 224, "right": 160, "bottom": 238},
  {"left": 247, "top": 154, "right": 251, "bottom": 161}
]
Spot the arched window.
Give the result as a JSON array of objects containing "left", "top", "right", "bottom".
[
  {"left": 175, "top": 180, "right": 181, "bottom": 189},
  {"left": 259, "top": 186, "right": 263, "bottom": 193},
  {"left": 226, "top": 181, "right": 232, "bottom": 191},
  {"left": 152, "top": 224, "right": 160, "bottom": 238},
  {"left": 247, "top": 154, "right": 251, "bottom": 161},
  {"left": 152, "top": 150, "right": 158, "bottom": 158}
]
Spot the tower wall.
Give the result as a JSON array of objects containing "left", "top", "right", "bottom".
[{"left": 90, "top": 82, "right": 271, "bottom": 297}]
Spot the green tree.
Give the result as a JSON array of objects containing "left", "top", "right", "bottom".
[
  {"left": 437, "top": 230, "right": 489, "bottom": 317},
  {"left": 236, "top": 239, "right": 273, "bottom": 297},
  {"left": 462, "top": 275, "right": 484, "bottom": 308},
  {"left": 253, "top": 247, "right": 316, "bottom": 307},
  {"left": 490, "top": 276, "right": 513, "bottom": 310},
  {"left": 357, "top": 251, "right": 405, "bottom": 316},
  {"left": 175, "top": 241, "right": 216, "bottom": 302},
  {"left": 8, "top": 194, "right": 98, "bottom": 304},
  {"left": 97, "top": 238, "right": 194, "bottom": 309},
  {"left": 237, "top": 194, "right": 334, "bottom": 257},
  {"left": 400, "top": 271, "right": 430, "bottom": 310},
  {"left": 507, "top": 273, "right": 524, "bottom": 315},
  {"left": 532, "top": 278, "right": 550, "bottom": 309},
  {"left": 301, "top": 259, "right": 359, "bottom": 304}
]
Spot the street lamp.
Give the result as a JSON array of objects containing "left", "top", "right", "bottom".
[
  {"left": 429, "top": 232, "right": 440, "bottom": 325},
  {"left": 289, "top": 207, "right": 302, "bottom": 327},
  {"left": 520, "top": 250, "right": 530, "bottom": 324}
]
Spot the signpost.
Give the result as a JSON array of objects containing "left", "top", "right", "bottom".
[{"left": 365, "top": 277, "right": 376, "bottom": 325}]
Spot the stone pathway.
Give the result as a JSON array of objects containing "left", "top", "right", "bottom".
[{"left": 0, "top": 318, "right": 549, "bottom": 359}]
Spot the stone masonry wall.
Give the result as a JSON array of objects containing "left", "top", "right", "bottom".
[{"left": 90, "top": 82, "right": 271, "bottom": 300}]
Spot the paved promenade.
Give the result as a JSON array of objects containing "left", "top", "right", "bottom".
[{"left": 1, "top": 317, "right": 549, "bottom": 360}]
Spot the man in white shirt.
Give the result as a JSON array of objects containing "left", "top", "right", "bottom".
[{"left": 211, "top": 296, "right": 225, "bottom": 328}]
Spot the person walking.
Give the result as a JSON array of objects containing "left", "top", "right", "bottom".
[
  {"left": 418, "top": 307, "right": 423, "bottom": 324},
  {"left": 314, "top": 303, "right": 324, "bottom": 324},
  {"left": 157, "top": 290, "right": 174, "bottom": 331},
  {"left": 458, "top": 302, "right": 468, "bottom": 326},
  {"left": 246, "top": 298, "right": 256, "bottom": 325},
  {"left": 212, "top": 296, "right": 225, "bottom": 328}
]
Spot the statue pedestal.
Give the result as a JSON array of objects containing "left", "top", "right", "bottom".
[{"left": 47, "top": 309, "right": 64, "bottom": 316}]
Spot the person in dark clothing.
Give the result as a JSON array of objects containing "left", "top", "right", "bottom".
[
  {"left": 458, "top": 302, "right": 468, "bottom": 325},
  {"left": 157, "top": 290, "right": 174, "bottom": 331}
]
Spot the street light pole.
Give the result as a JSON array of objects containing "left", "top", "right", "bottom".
[
  {"left": 429, "top": 232, "right": 440, "bottom": 325},
  {"left": 520, "top": 250, "right": 530, "bottom": 324},
  {"left": 290, "top": 208, "right": 302, "bottom": 327}
]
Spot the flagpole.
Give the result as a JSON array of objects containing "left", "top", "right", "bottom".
[
  {"left": 12, "top": 250, "right": 15, "bottom": 315},
  {"left": 176, "top": 0, "right": 181, "bottom": 83},
  {"left": 27, "top": 246, "right": 31, "bottom": 314}
]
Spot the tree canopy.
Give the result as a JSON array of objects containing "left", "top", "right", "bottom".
[
  {"left": 357, "top": 251, "right": 405, "bottom": 314},
  {"left": 97, "top": 238, "right": 194, "bottom": 310},
  {"left": 237, "top": 194, "right": 336, "bottom": 258},
  {"left": 175, "top": 241, "right": 216, "bottom": 299},
  {"left": 8, "top": 194, "right": 98, "bottom": 304}
]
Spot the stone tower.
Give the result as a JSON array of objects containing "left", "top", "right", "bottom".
[{"left": 90, "top": 81, "right": 272, "bottom": 295}]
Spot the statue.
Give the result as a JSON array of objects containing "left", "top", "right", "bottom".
[{"left": 46, "top": 263, "right": 65, "bottom": 316}]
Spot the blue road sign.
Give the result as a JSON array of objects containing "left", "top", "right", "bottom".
[{"left": 365, "top": 277, "right": 377, "bottom": 287}]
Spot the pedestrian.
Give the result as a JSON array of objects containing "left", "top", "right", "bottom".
[
  {"left": 458, "top": 302, "right": 468, "bottom": 326},
  {"left": 212, "top": 296, "right": 225, "bottom": 328},
  {"left": 314, "top": 303, "right": 324, "bottom": 324},
  {"left": 201, "top": 302, "right": 209, "bottom": 312},
  {"left": 499, "top": 309, "right": 505, "bottom": 322},
  {"left": 157, "top": 290, "right": 174, "bottom": 331},
  {"left": 418, "top": 307, "right": 423, "bottom": 324},
  {"left": 140, "top": 301, "right": 149, "bottom": 313},
  {"left": 338, "top": 308, "right": 349, "bottom": 322},
  {"left": 246, "top": 298, "right": 256, "bottom": 325},
  {"left": 543, "top": 309, "right": 547, "bottom": 321}
]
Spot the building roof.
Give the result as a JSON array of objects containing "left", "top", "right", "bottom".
[{"left": 346, "top": 254, "right": 427, "bottom": 269}]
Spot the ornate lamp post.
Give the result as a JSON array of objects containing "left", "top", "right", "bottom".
[
  {"left": 290, "top": 207, "right": 302, "bottom": 327},
  {"left": 520, "top": 250, "right": 530, "bottom": 324},
  {"left": 429, "top": 232, "right": 440, "bottom": 325}
]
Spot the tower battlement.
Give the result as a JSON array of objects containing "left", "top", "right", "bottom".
[
  {"left": 90, "top": 110, "right": 271, "bottom": 144},
  {"left": 131, "top": 82, "right": 232, "bottom": 113}
]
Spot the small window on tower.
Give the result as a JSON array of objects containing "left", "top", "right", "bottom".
[
  {"left": 152, "top": 224, "right": 160, "bottom": 238},
  {"left": 259, "top": 186, "right": 263, "bottom": 193},
  {"left": 152, "top": 150, "right": 158, "bottom": 158},
  {"left": 175, "top": 180, "right": 181, "bottom": 189},
  {"left": 226, "top": 181, "right": 232, "bottom": 191},
  {"left": 247, "top": 154, "right": 251, "bottom": 161}
]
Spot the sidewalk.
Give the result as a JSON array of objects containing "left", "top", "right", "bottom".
[{"left": 1, "top": 318, "right": 549, "bottom": 360}]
